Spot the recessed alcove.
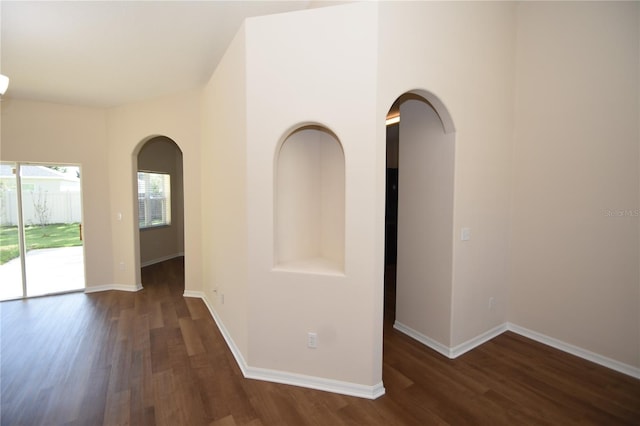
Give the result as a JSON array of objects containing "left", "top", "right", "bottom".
[{"left": 274, "top": 125, "right": 345, "bottom": 275}]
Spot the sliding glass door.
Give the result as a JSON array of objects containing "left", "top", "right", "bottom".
[
  {"left": 0, "top": 162, "right": 85, "bottom": 300},
  {"left": 0, "top": 163, "right": 23, "bottom": 299}
]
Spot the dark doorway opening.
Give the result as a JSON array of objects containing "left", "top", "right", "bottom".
[{"left": 384, "top": 117, "right": 399, "bottom": 324}]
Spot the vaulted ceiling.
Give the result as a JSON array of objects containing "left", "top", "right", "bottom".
[{"left": 1, "top": 1, "right": 337, "bottom": 107}]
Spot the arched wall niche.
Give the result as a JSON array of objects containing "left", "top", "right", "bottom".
[{"left": 274, "top": 123, "right": 345, "bottom": 275}]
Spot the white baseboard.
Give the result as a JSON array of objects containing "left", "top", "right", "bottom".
[
  {"left": 141, "top": 252, "right": 184, "bottom": 268},
  {"left": 183, "top": 290, "right": 205, "bottom": 299},
  {"left": 393, "top": 319, "right": 640, "bottom": 380},
  {"left": 184, "top": 291, "right": 249, "bottom": 376},
  {"left": 507, "top": 323, "right": 640, "bottom": 380},
  {"left": 186, "top": 291, "right": 386, "bottom": 399},
  {"left": 89, "top": 284, "right": 640, "bottom": 383},
  {"left": 393, "top": 321, "right": 505, "bottom": 359},
  {"left": 451, "top": 323, "right": 508, "bottom": 358},
  {"left": 393, "top": 321, "right": 451, "bottom": 358},
  {"left": 245, "top": 366, "right": 385, "bottom": 400},
  {"left": 84, "top": 283, "right": 142, "bottom": 293}
]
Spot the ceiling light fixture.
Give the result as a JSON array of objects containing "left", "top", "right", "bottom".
[{"left": 0, "top": 74, "right": 9, "bottom": 95}]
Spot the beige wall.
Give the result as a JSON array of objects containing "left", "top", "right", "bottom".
[
  {"left": 200, "top": 23, "right": 250, "bottom": 358},
  {"left": 0, "top": 99, "right": 113, "bottom": 289},
  {"left": 244, "top": 3, "right": 381, "bottom": 387},
  {"left": 137, "top": 136, "right": 184, "bottom": 266},
  {"left": 106, "top": 90, "right": 201, "bottom": 292},
  {"left": 395, "top": 98, "right": 455, "bottom": 347},
  {"left": 510, "top": 2, "right": 639, "bottom": 367}
]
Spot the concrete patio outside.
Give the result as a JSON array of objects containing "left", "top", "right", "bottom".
[{"left": 0, "top": 246, "right": 84, "bottom": 300}]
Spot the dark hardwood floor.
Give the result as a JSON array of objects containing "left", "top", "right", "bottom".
[{"left": 2, "top": 257, "right": 639, "bottom": 425}]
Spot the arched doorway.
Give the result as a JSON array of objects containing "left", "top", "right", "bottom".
[
  {"left": 135, "top": 136, "right": 185, "bottom": 289},
  {"left": 384, "top": 90, "right": 455, "bottom": 350}
]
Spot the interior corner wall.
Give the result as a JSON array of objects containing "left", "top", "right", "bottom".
[
  {"left": 200, "top": 23, "right": 249, "bottom": 359},
  {"left": 0, "top": 99, "right": 113, "bottom": 289},
  {"left": 510, "top": 2, "right": 640, "bottom": 368},
  {"left": 394, "top": 98, "right": 455, "bottom": 347},
  {"left": 377, "top": 2, "right": 516, "bottom": 348},
  {"left": 106, "top": 90, "right": 202, "bottom": 293},
  {"left": 244, "top": 3, "right": 381, "bottom": 387}
]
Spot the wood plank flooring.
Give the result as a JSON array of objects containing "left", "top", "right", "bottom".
[{"left": 1, "top": 257, "right": 639, "bottom": 425}]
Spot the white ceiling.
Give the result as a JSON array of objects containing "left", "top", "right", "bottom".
[{"left": 0, "top": 1, "right": 322, "bottom": 107}]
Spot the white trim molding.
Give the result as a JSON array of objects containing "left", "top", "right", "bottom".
[
  {"left": 450, "top": 323, "right": 508, "bottom": 358},
  {"left": 393, "top": 320, "right": 639, "bottom": 380},
  {"left": 84, "top": 283, "right": 142, "bottom": 294},
  {"left": 185, "top": 290, "right": 386, "bottom": 400},
  {"left": 183, "top": 290, "right": 205, "bottom": 299},
  {"left": 95, "top": 286, "right": 640, "bottom": 385},
  {"left": 141, "top": 252, "right": 184, "bottom": 268},
  {"left": 393, "top": 321, "right": 506, "bottom": 359},
  {"left": 185, "top": 291, "right": 250, "bottom": 376},
  {"left": 507, "top": 323, "right": 640, "bottom": 380},
  {"left": 245, "top": 367, "right": 385, "bottom": 400},
  {"left": 394, "top": 321, "right": 451, "bottom": 358}
]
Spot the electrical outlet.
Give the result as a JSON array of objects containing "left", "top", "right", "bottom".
[
  {"left": 489, "top": 297, "right": 495, "bottom": 311},
  {"left": 119, "top": 261, "right": 125, "bottom": 270},
  {"left": 307, "top": 332, "right": 318, "bottom": 349},
  {"left": 221, "top": 294, "right": 225, "bottom": 305}
]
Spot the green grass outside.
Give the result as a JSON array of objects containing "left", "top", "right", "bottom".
[{"left": 0, "top": 223, "right": 82, "bottom": 265}]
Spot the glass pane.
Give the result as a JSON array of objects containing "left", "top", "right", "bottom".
[
  {"left": 20, "top": 165, "right": 85, "bottom": 297},
  {"left": 138, "top": 171, "right": 171, "bottom": 228},
  {"left": 0, "top": 163, "right": 24, "bottom": 300}
]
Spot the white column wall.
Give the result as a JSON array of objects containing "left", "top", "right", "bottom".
[
  {"left": 244, "top": 3, "right": 382, "bottom": 387},
  {"left": 200, "top": 24, "right": 250, "bottom": 358}
]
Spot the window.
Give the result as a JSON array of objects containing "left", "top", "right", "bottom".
[{"left": 138, "top": 171, "right": 171, "bottom": 228}]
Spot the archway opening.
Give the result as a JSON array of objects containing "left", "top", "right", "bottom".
[
  {"left": 384, "top": 91, "right": 455, "bottom": 349},
  {"left": 136, "top": 136, "right": 185, "bottom": 290}
]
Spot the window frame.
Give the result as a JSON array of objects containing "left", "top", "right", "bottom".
[{"left": 137, "top": 170, "right": 171, "bottom": 229}]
